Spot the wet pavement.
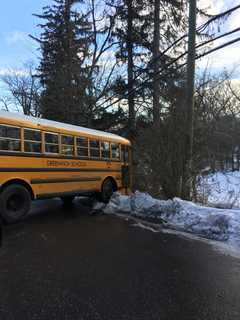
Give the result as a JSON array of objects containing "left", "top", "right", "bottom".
[{"left": 1, "top": 198, "right": 240, "bottom": 320}]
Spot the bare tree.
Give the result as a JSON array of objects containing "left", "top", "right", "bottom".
[
  {"left": 86, "top": 0, "right": 119, "bottom": 113},
  {"left": 1, "top": 62, "right": 41, "bottom": 116},
  {"left": 0, "top": 96, "right": 14, "bottom": 111},
  {"left": 194, "top": 68, "right": 240, "bottom": 174}
]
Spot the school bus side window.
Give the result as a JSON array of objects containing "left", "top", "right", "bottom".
[
  {"left": 90, "top": 140, "right": 100, "bottom": 158},
  {"left": 77, "top": 137, "right": 89, "bottom": 158},
  {"left": 111, "top": 143, "right": 120, "bottom": 160},
  {"left": 45, "top": 132, "right": 59, "bottom": 154},
  {"left": 61, "top": 135, "right": 74, "bottom": 156},
  {"left": 24, "top": 129, "right": 42, "bottom": 153},
  {"left": 101, "top": 142, "right": 110, "bottom": 159},
  {"left": 0, "top": 124, "right": 21, "bottom": 151}
]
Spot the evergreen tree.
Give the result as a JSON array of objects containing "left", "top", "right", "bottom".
[
  {"left": 110, "top": 0, "right": 151, "bottom": 137},
  {"left": 110, "top": 0, "right": 188, "bottom": 132},
  {"left": 33, "top": 0, "right": 92, "bottom": 125},
  {"left": 111, "top": 0, "right": 188, "bottom": 195}
]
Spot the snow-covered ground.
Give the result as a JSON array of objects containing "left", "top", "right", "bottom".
[
  {"left": 198, "top": 171, "right": 240, "bottom": 208},
  {"left": 99, "top": 191, "right": 240, "bottom": 250}
]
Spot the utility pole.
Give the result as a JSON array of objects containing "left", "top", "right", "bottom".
[{"left": 183, "top": 0, "right": 197, "bottom": 199}]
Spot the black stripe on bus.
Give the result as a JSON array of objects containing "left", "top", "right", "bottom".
[
  {"left": 31, "top": 177, "right": 101, "bottom": 184},
  {"left": 0, "top": 168, "right": 121, "bottom": 173},
  {"left": 0, "top": 151, "right": 123, "bottom": 162}
]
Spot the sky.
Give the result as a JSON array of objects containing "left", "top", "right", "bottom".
[
  {"left": 0, "top": 0, "right": 240, "bottom": 78},
  {"left": 197, "top": 0, "right": 240, "bottom": 79},
  {"left": 0, "top": 0, "right": 49, "bottom": 74}
]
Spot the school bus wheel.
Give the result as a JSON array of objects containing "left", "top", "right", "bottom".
[{"left": 0, "top": 184, "right": 31, "bottom": 224}]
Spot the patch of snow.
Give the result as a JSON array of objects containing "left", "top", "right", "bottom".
[
  {"left": 131, "top": 222, "right": 160, "bottom": 233},
  {"left": 92, "top": 201, "right": 106, "bottom": 211},
  {"left": 198, "top": 171, "right": 240, "bottom": 208},
  {"left": 104, "top": 194, "right": 131, "bottom": 214},
  {"left": 103, "top": 191, "right": 240, "bottom": 250}
]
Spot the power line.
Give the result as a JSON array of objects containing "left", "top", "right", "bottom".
[
  {"left": 96, "top": 4, "right": 240, "bottom": 110},
  {"left": 139, "top": 36, "right": 240, "bottom": 93},
  {"left": 96, "top": 34, "right": 187, "bottom": 109},
  {"left": 196, "top": 36, "right": 240, "bottom": 60},
  {"left": 196, "top": 27, "right": 240, "bottom": 49},
  {"left": 98, "top": 29, "right": 240, "bottom": 111},
  {"left": 198, "top": 4, "right": 240, "bottom": 33}
]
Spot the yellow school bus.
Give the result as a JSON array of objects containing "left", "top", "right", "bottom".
[{"left": 0, "top": 111, "right": 131, "bottom": 223}]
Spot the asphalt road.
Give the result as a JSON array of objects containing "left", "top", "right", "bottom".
[{"left": 1, "top": 198, "right": 240, "bottom": 320}]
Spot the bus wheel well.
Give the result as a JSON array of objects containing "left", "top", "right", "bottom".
[
  {"left": 0, "top": 179, "right": 34, "bottom": 200},
  {"left": 102, "top": 177, "right": 118, "bottom": 192}
]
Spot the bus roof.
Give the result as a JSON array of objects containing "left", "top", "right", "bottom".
[{"left": 0, "top": 111, "right": 131, "bottom": 145}]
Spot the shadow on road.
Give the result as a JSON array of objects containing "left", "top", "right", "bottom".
[{"left": 1, "top": 198, "right": 240, "bottom": 320}]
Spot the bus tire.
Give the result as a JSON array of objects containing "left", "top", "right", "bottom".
[
  {"left": 61, "top": 195, "right": 75, "bottom": 206},
  {"left": 0, "top": 184, "right": 31, "bottom": 224},
  {"left": 101, "top": 179, "right": 115, "bottom": 203}
]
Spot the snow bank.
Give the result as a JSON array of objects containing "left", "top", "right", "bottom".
[
  {"left": 103, "top": 191, "right": 240, "bottom": 248},
  {"left": 198, "top": 171, "right": 240, "bottom": 208}
]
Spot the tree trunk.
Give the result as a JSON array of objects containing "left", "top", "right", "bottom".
[
  {"left": 127, "top": 0, "right": 135, "bottom": 138},
  {"left": 153, "top": 0, "right": 160, "bottom": 127},
  {"left": 182, "top": 0, "right": 197, "bottom": 200},
  {"left": 237, "top": 146, "right": 240, "bottom": 170},
  {"left": 65, "top": 0, "right": 73, "bottom": 123},
  {"left": 231, "top": 149, "right": 235, "bottom": 171}
]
